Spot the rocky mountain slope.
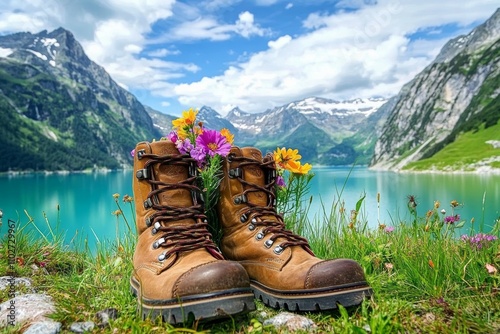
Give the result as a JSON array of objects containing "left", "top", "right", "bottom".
[
  {"left": 0, "top": 28, "right": 160, "bottom": 172},
  {"left": 370, "top": 9, "right": 500, "bottom": 172}
]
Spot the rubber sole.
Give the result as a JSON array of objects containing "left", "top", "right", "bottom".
[
  {"left": 250, "top": 281, "right": 373, "bottom": 311},
  {"left": 130, "top": 276, "right": 256, "bottom": 324}
]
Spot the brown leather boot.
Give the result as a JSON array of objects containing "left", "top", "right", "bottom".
[
  {"left": 130, "top": 140, "right": 255, "bottom": 324},
  {"left": 217, "top": 146, "right": 372, "bottom": 311}
]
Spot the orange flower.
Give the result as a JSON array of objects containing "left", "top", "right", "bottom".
[{"left": 220, "top": 128, "right": 234, "bottom": 144}]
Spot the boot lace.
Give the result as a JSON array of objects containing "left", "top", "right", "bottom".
[
  {"left": 138, "top": 151, "right": 223, "bottom": 265},
  {"left": 228, "top": 153, "right": 314, "bottom": 255}
]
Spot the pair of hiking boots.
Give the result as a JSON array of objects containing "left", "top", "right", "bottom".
[{"left": 130, "top": 140, "right": 372, "bottom": 324}]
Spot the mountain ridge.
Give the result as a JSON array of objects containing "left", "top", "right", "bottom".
[{"left": 370, "top": 8, "right": 500, "bottom": 172}]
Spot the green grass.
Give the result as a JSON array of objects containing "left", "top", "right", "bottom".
[
  {"left": 404, "top": 122, "right": 500, "bottom": 171},
  {"left": 1, "top": 188, "right": 499, "bottom": 333}
]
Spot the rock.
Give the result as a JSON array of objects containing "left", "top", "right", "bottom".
[
  {"left": 24, "top": 320, "right": 62, "bottom": 334},
  {"left": 69, "top": 321, "right": 95, "bottom": 333},
  {"left": 0, "top": 276, "right": 32, "bottom": 292},
  {"left": 96, "top": 308, "right": 119, "bottom": 327},
  {"left": 0, "top": 293, "right": 55, "bottom": 327},
  {"left": 263, "top": 311, "right": 317, "bottom": 332}
]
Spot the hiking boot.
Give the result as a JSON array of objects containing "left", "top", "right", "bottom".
[
  {"left": 217, "top": 146, "right": 372, "bottom": 311},
  {"left": 130, "top": 141, "right": 255, "bottom": 324}
]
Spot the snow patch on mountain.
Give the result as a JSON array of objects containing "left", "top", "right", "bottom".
[
  {"left": 26, "top": 37, "right": 60, "bottom": 66},
  {"left": 289, "top": 97, "right": 387, "bottom": 117},
  {"left": 0, "top": 47, "right": 12, "bottom": 58}
]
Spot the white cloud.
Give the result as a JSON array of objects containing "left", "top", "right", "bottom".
[
  {"left": 147, "top": 48, "right": 181, "bottom": 57},
  {"left": 166, "top": 11, "right": 268, "bottom": 41},
  {"left": 173, "top": 0, "right": 499, "bottom": 114},
  {"left": 268, "top": 35, "right": 292, "bottom": 49},
  {"left": 0, "top": 0, "right": 497, "bottom": 116}
]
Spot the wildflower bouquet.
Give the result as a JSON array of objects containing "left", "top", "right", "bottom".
[{"left": 166, "top": 108, "right": 234, "bottom": 241}]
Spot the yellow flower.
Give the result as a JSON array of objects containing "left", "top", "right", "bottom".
[
  {"left": 172, "top": 108, "right": 198, "bottom": 130},
  {"left": 220, "top": 128, "right": 234, "bottom": 144},
  {"left": 286, "top": 160, "right": 312, "bottom": 174},
  {"left": 273, "top": 147, "right": 311, "bottom": 174},
  {"left": 274, "top": 147, "right": 301, "bottom": 167}
]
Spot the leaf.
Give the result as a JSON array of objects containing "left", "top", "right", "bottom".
[
  {"left": 485, "top": 263, "right": 497, "bottom": 275},
  {"left": 454, "top": 221, "right": 466, "bottom": 228},
  {"left": 355, "top": 193, "right": 366, "bottom": 213}
]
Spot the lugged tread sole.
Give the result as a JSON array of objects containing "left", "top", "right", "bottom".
[
  {"left": 130, "top": 276, "right": 256, "bottom": 324},
  {"left": 250, "top": 281, "right": 373, "bottom": 311}
]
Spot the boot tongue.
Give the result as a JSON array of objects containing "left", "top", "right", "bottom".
[
  {"left": 149, "top": 141, "right": 193, "bottom": 209},
  {"left": 240, "top": 147, "right": 269, "bottom": 206}
]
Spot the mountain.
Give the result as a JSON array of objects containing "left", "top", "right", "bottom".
[
  {"left": 0, "top": 28, "right": 160, "bottom": 172},
  {"left": 149, "top": 97, "right": 388, "bottom": 165},
  {"left": 370, "top": 9, "right": 500, "bottom": 172},
  {"left": 225, "top": 97, "right": 388, "bottom": 164}
]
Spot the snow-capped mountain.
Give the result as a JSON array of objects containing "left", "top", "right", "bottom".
[{"left": 226, "top": 96, "right": 388, "bottom": 142}]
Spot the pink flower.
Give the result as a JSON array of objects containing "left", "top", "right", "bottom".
[
  {"left": 195, "top": 130, "right": 231, "bottom": 158},
  {"left": 167, "top": 131, "right": 178, "bottom": 143},
  {"left": 130, "top": 149, "right": 135, "bottom": 157},
  {"left": 444, "top": 214, "right": 460, "bottom": 224},
  {"left": 384, "top": 226, "right": 395, "bottom": 233}
]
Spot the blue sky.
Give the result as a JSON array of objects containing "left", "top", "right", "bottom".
[{"left": 0, "top": 0, "right": 498, "bottom": 116}]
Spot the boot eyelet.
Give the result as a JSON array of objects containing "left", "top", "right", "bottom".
[
  {"left": 251, "top": 218, "right": 257, "bottom": 224},
  {"left": 228, "top": 168, "right": 242, "bottom": 178},
  {"left": 274, "top": 245, "right": 284, "bottom": 254},
  {"left": 256, "top": 232, "right": 264, "bottom": 240},
  {"left": 233, "top": 194, "right": 247, "bottom": 205},
  {"left": 227, "top": 153, "right": 235, "bottom": 162},
  {"left": 240, "top": 214, "right": 248, "bottom": 223},
  {"left": 158, "top": 252, "right": 167, "bottom": 261},
  {"left": 136, "top": 168, "right": 150, "bottom": 180},
  {"left": 145, "top": 216, "right": 152, "bottom": 227},
  {"left": 152, "top": 222, "right": 161, "bottom": 235},
  {"left": 137, "top": 149, "right": 146, "bottom": 159},
  {"left": 264, "top": 239, "right": 274, "bottom": 248},
  {"left": 153, "top": 237, "right": 165, "bottom": 249},
  {"left": 248, "top": 224, "right": 255, "bottom": 231},
  {"left": 143, "top": 198, "right": 153, "bottom": 209}
]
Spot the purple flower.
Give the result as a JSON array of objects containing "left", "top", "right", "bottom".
[
  {"left": 176, "top": 138, "right": 194, "bottom": 155},
  {"left": 384, "top": 226, "right": 395, "bottom": 233},
  {"left": 195, "top": 130, "right": 231, "bottom": 158},
  {"left": 276, "top": 175, "right": 286, "bottom": 188},
  {"left": 461, "top": 233, "right": 498, "bottom": 249},
  {"left": 190, "top": 145, "right": 207, "bottom": 167},
  {"left": 167, "top": 131, "right": 178, "bottom": 143},
  {"left": 130, "top": 149, "right": 135, "bottom": 157},
  {"left": 444, "top": 214, "right": 460, "bottom": 224}
]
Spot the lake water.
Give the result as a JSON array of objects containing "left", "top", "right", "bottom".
[{"left": 0, "top": 168, "right": 499, "bottom": 250}]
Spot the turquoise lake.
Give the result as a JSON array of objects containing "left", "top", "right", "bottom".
[{"left": 0, "top": 167, "right": 499, "bottom": 250}]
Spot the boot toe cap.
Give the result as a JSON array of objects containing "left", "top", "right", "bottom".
[
  {"left": 305, "top": 259, "right": 367, "bottom": 289},
  {"left": 174, "top": 261, "right": 250, "bottom": 297}
]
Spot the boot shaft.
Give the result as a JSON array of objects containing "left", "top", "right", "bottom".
[
  {"left": 217, "top": 146, "right": 313, "bottom": 261},
  {"left": 133, "top": 140, "right": 200, "bottom": 235}
]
